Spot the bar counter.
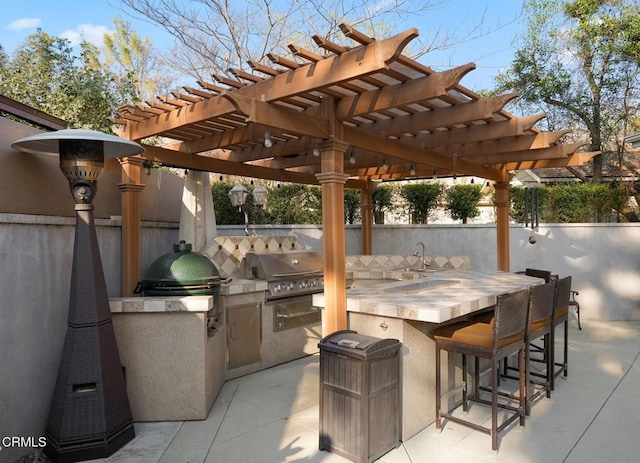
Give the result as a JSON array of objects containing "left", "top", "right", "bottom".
[{"left": 312, "top": 269, "right": 543, "bottom": 441}]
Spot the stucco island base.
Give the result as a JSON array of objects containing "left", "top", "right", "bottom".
[{"left": 109, "top": 296, "right": 225, "bottom": 422}]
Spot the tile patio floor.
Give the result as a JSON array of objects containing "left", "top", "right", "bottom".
[{"left": 85, "top": 320, "right": 640, "bottom": 463}]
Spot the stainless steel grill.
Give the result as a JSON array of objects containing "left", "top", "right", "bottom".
[
  {"left": 244, "top": 251, "right": 324, "bottom": 331},
  {"left": 244, "top": 251, "right": 324, "bottom": 300}
]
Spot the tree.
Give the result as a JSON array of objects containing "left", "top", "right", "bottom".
[
  {"left": 0, "top": 44, "right": 8, "bottom": 72},
  {"left": 372, "top": 184, "right": 395, "bottom": 224},
  {"left": 211, "top": 181, "right": 245, "bottom": 225},
  {"left": 495, "top": 0, "right": 640, "bottom": 183},
  {"left": 344, "top": 188, "right": 361, "bottom": 224},
  {"left": 399, "top": 182, "right": 442, "bottom": 224},
  {"left": 510, "top": 182, "right": 630, "bottom": 223},
  {"left": 0, "top": 30, "right": 138, "bottom": 131},
  {"left": 264, "top": 184, "right": 322, "bottom": 224},
  {"left": 510, "top": 186, "right": 550, "bottom": 224},
  {"left": 445, "top": 184, "right": 482, "bottom": 224},
  {"left": 102, "top": 18, "right": 173, "bottom": 103}
]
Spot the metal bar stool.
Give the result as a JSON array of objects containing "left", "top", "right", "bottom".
[
  {"left": 551, "top": 273, "right": 581, "bottom": 330},
  {"left": 523, "top": 281, "right": 556, "bottom": 414},
  {"left": 485, "top": 281, "right": 555, "bottom": 415},
  {"left": 434, "top": 288, "right": 530, "bottom": 451},
  {"left": 551, "top": 276, "right": 572, "bottom": 390},
  {"left": 508, "top": 269, "right": 552, "bottom": 373}
]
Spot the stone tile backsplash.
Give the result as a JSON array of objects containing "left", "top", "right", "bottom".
[
  {"left": 201, "top": 235, "right": 470, "bottom": 277},
  {"left": 202, "top": 236, "right": 302, "bottom": 277},
  {"left": 346, "top": 254, "right": 470, "bottom": 270}
]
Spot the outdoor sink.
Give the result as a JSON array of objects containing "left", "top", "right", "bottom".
[
  {"left": 387, "top": 267, "right": 436, "bottom": 273},
  {"left": 391, "top": 279, "right": 460, "bottom": 293}
]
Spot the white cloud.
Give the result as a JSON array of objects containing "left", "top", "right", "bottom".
[
  {"left": 60, "top": 23, "right": 113, "bottom": 46},
  {"left": 7, "top": 18, "right": 41, "bottom": 31}
]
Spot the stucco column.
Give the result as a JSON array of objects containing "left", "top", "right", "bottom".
[
  {"left": 118, "top": 157, "right": 145, "bottom": 296},
  {"left": 360, "top": 181, "right": 374, "bottom": 255},
  {"left": 494, "top": 181, "right": 510, "bottom": 272},
  {"left": 316, "top": 140, "right": 349, "bottom": 335}
]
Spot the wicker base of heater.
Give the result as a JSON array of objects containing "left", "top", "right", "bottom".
[{"left": 44, "top": 421, "right": 135, "bottom": 463}]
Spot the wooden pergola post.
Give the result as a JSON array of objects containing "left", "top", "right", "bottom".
[
  {"left": 316, "top": 140, "right": 349, "bottom": 335},
  {"left": 360, "top": 181, "right": 374, "bottom": 255},
  {"left": 117, "top": 156, "right": 145, "bottom": 296},
  {"left": 494, "top": 180, "right": 511, "bottom": 272}
]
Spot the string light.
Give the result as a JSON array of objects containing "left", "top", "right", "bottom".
[
  {"left": 264, "top": 130, "right": 272, "bottom": 148},
  {"left": 409, "top": 164, "right": 416, "bottom": 176}
]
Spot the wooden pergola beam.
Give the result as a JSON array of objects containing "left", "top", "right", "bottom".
[
  {"left": 409, "top": 113, "right": 547, "bottom": 148},
  {"left": 342, "top": 125, "right": 504, "bottom": 181},
  {"left": 497, "top": 151, "right": 601, "bottom": 170},
  {"left": 335, "top": 63, "right": 476, "bottom": 120},
  {"left": 122, "top": 28, "right": 419, "bottom": 141},
  {"left": 137, "top": 144, "right": 366, "bottom": 188},
  {"left": 451, "top": 130, "right": 571, "bottom": 157},
  {"left": 356, "top": 93, "right": 519, "bottom": 136},
  {"left": 478, "top": 142, "right": 586, "bottom": 165}
]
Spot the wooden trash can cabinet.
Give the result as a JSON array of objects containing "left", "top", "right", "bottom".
[{"left": 318, "top": 330, "right": 401, "bottom": 463}]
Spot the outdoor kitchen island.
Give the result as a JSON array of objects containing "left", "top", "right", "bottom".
[{"left": 312, "top": 269, "right": 543, "bottom": 441}]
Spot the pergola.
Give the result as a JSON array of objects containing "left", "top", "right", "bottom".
[{"left": 113, "top": 24, "right": 598, "bottom": 333}]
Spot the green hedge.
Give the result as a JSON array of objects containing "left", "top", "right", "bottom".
[{"left": 510, "top": 184, "right": 630, "bottom": 223}]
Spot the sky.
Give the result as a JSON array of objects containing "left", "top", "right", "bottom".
[{"left": 0, "top": 0, "right": 527, "bottom": 91}]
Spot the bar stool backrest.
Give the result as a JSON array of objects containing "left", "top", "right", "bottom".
[
  {"left": 529, "top": 281, "right": 556, "bottom": 325},
  {"left": 493, "top": 288, "right": 530, "bottom": 346},
  {"left": 555, "top": 276, "right": 572, "bottom": 314},
  {"left": 525, "top": 268, "right": 552, "bottom": 283}
]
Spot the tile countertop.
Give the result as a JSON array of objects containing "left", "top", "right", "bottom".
[
  {"left": 313, "top": 270, "right": 543, "bottom": 324},
  {"left": 109, "top": 279, "right": 268, "bottom": 313}
]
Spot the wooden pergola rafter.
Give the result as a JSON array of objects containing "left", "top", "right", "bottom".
[{"left": 113, "top": 24, "right": 598, "bottom": 334}]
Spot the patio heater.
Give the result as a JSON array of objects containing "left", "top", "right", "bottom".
[
  {"left": 12, "top": 129, "right": 143, "bottom": 463},
  {"left": 228, "top": 182, "right": 268, "bottom": 235}
]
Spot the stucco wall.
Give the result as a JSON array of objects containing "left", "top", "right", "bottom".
[{"left": 0, "top": 116, "right": 184, "bottom": 221}]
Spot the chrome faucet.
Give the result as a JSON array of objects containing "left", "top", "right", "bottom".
[{"left": 413, "top": 241, "right": 429, "bottom": 270}]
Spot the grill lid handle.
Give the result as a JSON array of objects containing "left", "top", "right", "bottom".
[{"left": 271, "top": 270, "right": 323, "bottom": 278}]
